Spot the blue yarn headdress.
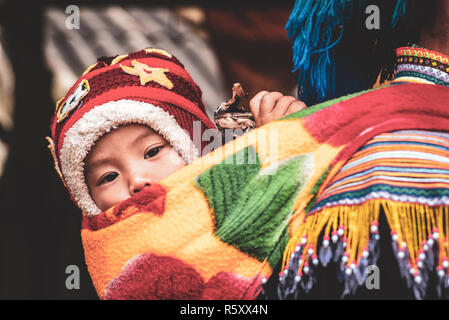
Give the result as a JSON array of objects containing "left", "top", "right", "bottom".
[{"left": 286, "top": 0, "right": 407, "bottom": 105}]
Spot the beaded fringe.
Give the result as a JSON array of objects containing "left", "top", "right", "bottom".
[{"left": 275, "top": 200, "right": 449, "bottom": 299}]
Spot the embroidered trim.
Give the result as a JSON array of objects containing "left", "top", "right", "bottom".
[
  {"left": 397, "top": 47, "right": 449, "bottom": 65},
  {"left": 395, "top": 71, "right": 449, "bottom": 86},
  {"left": 392, "top": 76, "right": 435, "bottom": 85},
  {"left": 396, "top": 64, "right": 449, "bottom": 84},
  {"left": 310, "top": 190, "right": 449, "bottom": 214},
  {"left": 397, "top": 56, "right": 449, "bottom": 71}
]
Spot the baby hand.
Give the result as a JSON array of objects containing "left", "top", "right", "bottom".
[{"left": 249, "top": 91, "right": 306, "bottom": 127}]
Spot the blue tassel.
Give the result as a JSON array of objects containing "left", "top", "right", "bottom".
[
  {"left": 286, "top": 0, "right": 408, "bottom": 105},
  {"left": 286, "top": 0, "right": 356, "bottom": 104},
  {"left": 392, "top": 0, "right": 407, "bottom": 27}
]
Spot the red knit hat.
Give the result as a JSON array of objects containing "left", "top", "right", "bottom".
[{"left": 46, "top": 48, "right": 216, "bottom": 217}]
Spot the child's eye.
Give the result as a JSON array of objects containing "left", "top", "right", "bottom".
[
  {"left": 145, "top": 146, "right": 162, "bottom": 159},
  {"left": 98, "top": 172, "right": 118, "bottom": 185}
]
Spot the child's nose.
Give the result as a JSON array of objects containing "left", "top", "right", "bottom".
[{"left": 130, "top": 177, "right": 152, "bottom": 195}]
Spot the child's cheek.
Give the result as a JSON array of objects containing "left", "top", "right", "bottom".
[
  {"left": 155, "top": 156, "right": 186, "bottom": 182},
  {"left": 167, "top": 148, "right": 186, "bottom": 166},
  {"left": 95, "top": 183, "right": 130, "bottom": 213}
]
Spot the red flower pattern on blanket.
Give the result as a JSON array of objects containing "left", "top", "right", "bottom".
[{"left": 105, "top": 253, "right": 258, "bottom": 300}]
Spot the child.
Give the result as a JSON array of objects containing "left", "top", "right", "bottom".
[{"left": 47, "top": 48, "right": 305, "bottom": 217}]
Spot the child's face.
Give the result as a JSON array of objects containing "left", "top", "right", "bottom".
[{"left": 85, "top": 124, "right": 186, "bottom": 212}]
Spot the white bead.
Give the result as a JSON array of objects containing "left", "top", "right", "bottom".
[
  {"left": 370, "top": 225, "right": 378, "bottom": 233},
  {"left": 301, "top": 237, "right": 307, "bottom": 244},
  {"left": 342, "top": 255, "right": 349, "bottom": 263},
  {"left": 362, "top": 251, "right": 369, "bottom": 258},
  {"left": 433, "top": 232, "right": 439, "bottom": 240},
  {"left": 402, "top": 241, "right": 407, "bottom": 248},
  {"left": 303, "top": 266, "right": 310, "bottom": 274},
  {"left": 308, "top": 248, "right": 314, "bottom": 256},
  {"left": 398, "top": 251, "right": 405, "bottom": 259},
  {"left": 442, "top": 260, "right": 449, "bottom": 268},
  {"left": 332, "top": 235, "right": 339, "bottom": 243},
  {"left": 323, "top": 239, "right": 329, "bottom": 248},
  {"left": 283, "top": 269, "right": 288, "bottom": 275},
  {"left": 419, "top": 253, "right": 426, "bottom": 260},
  {"left": 428, "top": 238, "right": 434, "bottom": 246},
  {"left": 338, "top": 229, "right": 344, "bottom": 236},
  {"left": 392, "top": 234, "right": 398, "bottom": 241},
  {"left": 295, "top": 275, "right": 301, "bottom": 282},
  {"left": 423, "top": 244, "right": 429, "bottom": 251},
  {"left": 438, "top": 270, "right": 445, "bottom": 278},
  {"left": 414, "top": 275, "right": 422, "bottom": 284},
  {"left": 417, "top": 261, "right": 424, "bottom": 269},
  {"left": 312, "top": 258, "right": 319, "bottom": 266},
  {"left": 261, "top": 277, "right": 267, "bottom": 284},
  {"left": 409, "top": 268, "right": 415, "bottom": 275},
  {"left": 295, "top": 245, "right": 301, "bottom": 252},
  {"left": 375, "top": 234, "right": 380, "bottom": 241},
  {"left": 345, "top": 268, "right": 352, "bottom": 276},
  {"left": 350, "top": 263, "right": 356, "bottom": 270},
  {"left": 291, "top": 253, "right": 295, "bottom": 259},
  {"left": 299, "top": 259, "right": 303, "bottom": 265}
]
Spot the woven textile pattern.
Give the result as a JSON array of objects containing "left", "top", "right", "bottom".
[
  {"left": 396, "top": 64, "right": 449, "bottom": 84},
  {"left": 312, "top": 46, "right": 449, "bottom": 214},
  {"left": 394, "top": 47, "right": 449, "bottom": 86},
  {"left": 310, "top": 130, "right": 449, "bottom": 214}
]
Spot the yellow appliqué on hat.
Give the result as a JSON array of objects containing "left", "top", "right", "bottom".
[
  {"left": 57, "top": 79, "right": 90, "bottom": 123},
  {"left": 144, "top": 48, "right": 172, "bottom": 58},
  {"left": 55, "top": 96, "right": 64, "bottom": 112},
  {"left": 111, "top": 54, "right": 129, "bottom": 65},
  {"left": 120, "top": 60, "right": 174, "bottom": 89},
  {"left": 82, "top": 62, "right": 100, "bottom": 76}
]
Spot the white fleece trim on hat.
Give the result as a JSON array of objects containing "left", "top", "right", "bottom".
[{"left": 60, "top": 99, "right": 199, "bottom": 217}]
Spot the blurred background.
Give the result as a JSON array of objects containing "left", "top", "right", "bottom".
[{"left": 0, "top": 0, "right": 297, "bottom": 299}]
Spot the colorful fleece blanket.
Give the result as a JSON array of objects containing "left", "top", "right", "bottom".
[{"left": 80, "top": 83, "right": 449, "bottom": 299}]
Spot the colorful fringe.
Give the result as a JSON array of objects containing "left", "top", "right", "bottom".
[{"left": 280, "top": 201, "right": 449, "bottom": 299}]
